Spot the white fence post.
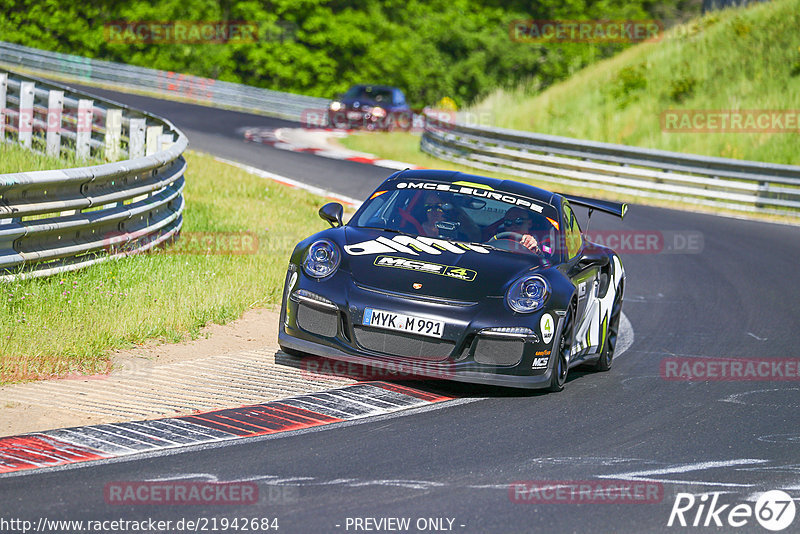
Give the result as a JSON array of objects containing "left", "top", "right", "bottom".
[
  {"left": 104, "top": 108, "right": 122, "bottom": 161},
  {"left": 18, "top": 81, "right": 34, "bottom": 148},
  {"left": 128, "top": 118, "right": 146, "bottom": 159},
  {"left": 76, "top": 98, "right": 93, "bottom": 159},
  {"left": 145, "top": 125, "right": 162, "bottom": 156},
  {"left": 0, "top": 73, "right": 7, "bottom": 142},
  {"left": 159, "top": 132, "right": 174, "bottom": 151},
  {"left": 46, "top": 90, "right": 64, "bottom": 157}
]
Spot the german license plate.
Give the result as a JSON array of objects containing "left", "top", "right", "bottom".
[
  {"left": 362, "top": 308, "right": 445, "bottom": 338},
  {"left": 347, "top": 111, "right": 362, "bottom": 120}
]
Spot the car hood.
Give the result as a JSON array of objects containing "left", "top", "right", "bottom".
[{"left": 340, "top": 227, "right": 544, "bottom": 301}]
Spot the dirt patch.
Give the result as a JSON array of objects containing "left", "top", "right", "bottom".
[{"left": 111, "top": 307, "right": 280, "bottom": 371}]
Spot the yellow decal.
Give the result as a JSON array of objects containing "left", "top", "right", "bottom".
[
  {"left": 374, "top": 256, "right": 477, "bottom": 282},
  {"left": 452, "top": 181, "right": 494, "bottom": 190},
  {"left": 369, "top": 190, "right": 388, "bottom": 200}
]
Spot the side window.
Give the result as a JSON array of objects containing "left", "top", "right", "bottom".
[
  {"left": 394, "top": 89, "right": 406, "bottom": 106},
  {"left": 563, "top": 202, "right": 583, "bottom": 259}
]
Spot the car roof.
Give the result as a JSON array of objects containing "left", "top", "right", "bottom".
[
  {"left": 382, "top": 169, "right": 559, "bottom": 208},
  {"left": 348, "top": 84, "right": 402, "bottom": 92}
]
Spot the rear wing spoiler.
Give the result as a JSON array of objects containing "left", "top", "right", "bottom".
[{"left": 560, "top": 194, "right": 628, "bottom": 219}]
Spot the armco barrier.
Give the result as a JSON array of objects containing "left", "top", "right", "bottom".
[
  {"left": 0, "top": 40, "right": 329, "bottom": 121},
  {"left": 6, "top": 41, "right": 797, "bottom": 218},
  {"left": 421, "top": 116, "right": 800, "bottom": 217},
  {"left": 0, "top": 70, "right": 186, "bottom": 280}
]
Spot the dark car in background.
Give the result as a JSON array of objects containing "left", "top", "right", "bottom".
[{"left": 328, "top": 85, "right": 413, "bottom": 130}]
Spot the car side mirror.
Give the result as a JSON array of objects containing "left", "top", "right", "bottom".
[
  {"left": 576, "top": 249, "right": 609, "bottom": 270},
  {"left": 319, "top": 202, "right": 344, "bottom": 228}
]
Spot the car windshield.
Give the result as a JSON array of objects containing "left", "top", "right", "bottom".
[
  {"left": 345, "top": 86, "right": 395, "bottom": 104},
  {"left": 351, "top": 186, "right": 561, "bottom": 257}
]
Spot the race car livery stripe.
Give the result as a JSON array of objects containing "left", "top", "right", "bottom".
[
  {"left": 0, "top": 382, "right": 454, "bottom": 475},
  {"left": 395, "top": 181, "right": 548, "bottom": 213},
  {"left": 452, "top": 180, "right": 494, "bottom": 190},
  {"left": 346, "top": 235, "right": 490, "bottom": 256}
]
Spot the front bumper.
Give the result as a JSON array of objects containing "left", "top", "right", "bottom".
[
  {"left": 279, "top": 330, "right": 554, "bottom": 389},
  {"left": 279, "top": 268, "right": 562, "bottom": 389},
  {"left": 329, "top": 109, "right": 382, "bottom": 128}
]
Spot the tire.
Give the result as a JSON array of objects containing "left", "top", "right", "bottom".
[
  {"left": 548, "top": 303, "right": 574, "bottom": 392},
  {"left": 593, "top": 281, "right": 623, "bottom": 372}
]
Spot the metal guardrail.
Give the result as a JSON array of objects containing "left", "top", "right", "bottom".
[
  {"left": 0, "top": 70, "right": 186, "bottom": 280},
  {"left": 421, "top": 116, "right": 800, "bottom": 217},
  {"left": 0, "top": 41, "right": 329, "bottom": 122},
  {"left": 6, "top": 41, "right": 797, "bottom": 219}
]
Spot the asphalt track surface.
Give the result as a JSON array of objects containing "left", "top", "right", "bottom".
[{"left": 2, "top": 86, "right": 799, "bottom": 533}]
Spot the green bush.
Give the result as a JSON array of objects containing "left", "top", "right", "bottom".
[
  {"left": 610, "top": 64, "right": 648, "bottom": 108},
  {"left": 668, "top": 73, "right": 697, "bottom": 103}
]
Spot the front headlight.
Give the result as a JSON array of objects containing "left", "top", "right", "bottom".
[
  {"left": 370, "top": 107, "right": 387, "bottom": 118},
  {"left": 329, "top": 101, "right": 342, "bottom": 111},
  {"left": 303, "top": 240, "right": 341, "bottom": 279},
  {"left": 506, "top": 275, "right": 550, "bottom": 313}
]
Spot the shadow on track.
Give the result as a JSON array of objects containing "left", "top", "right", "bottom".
[{"left": 275, "top": 349, "right": 596, "bottom": 400}]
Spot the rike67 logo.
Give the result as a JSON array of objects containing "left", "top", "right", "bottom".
[{"left": 668, "top": 490, "right": 796, "bottom": 531}]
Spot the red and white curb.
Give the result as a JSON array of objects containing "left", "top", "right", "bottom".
[
  {"left": 241, "top": 127, "right": 425, "bottom": 171},
  {"left": 0, "top": 382, "right": 453, "bottom": 475}
]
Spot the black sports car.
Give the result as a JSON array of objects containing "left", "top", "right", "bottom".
[{"left": 278, "top": 170, "right": 627, "bottom": 390}]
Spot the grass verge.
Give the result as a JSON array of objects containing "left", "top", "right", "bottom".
[
  {"left": 0, "top": 147, "right": 330, "bottom": 384},
  {"left": 0, "top": 140, "right": 103, "bottom": 171}
]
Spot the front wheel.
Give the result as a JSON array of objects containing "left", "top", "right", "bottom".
[{"left": 548, "top": 303, "right": 574, "bottom": 392}]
